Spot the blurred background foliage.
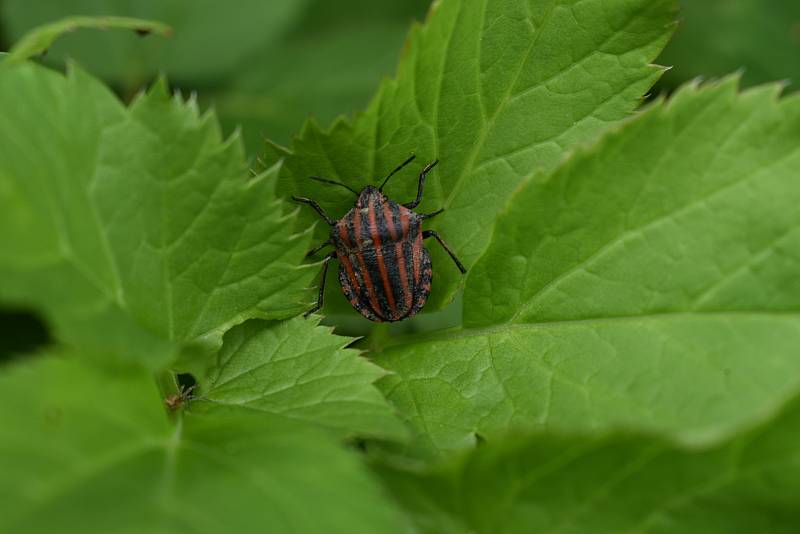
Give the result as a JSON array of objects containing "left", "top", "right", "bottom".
[
  {"left": 0, "top": 0, "right": 431, "bottom": 153},
  {"left": 655, "top": 0, "right": 800, "bottom": 92},
  {"left": 1, "top": 0, "right": 798, "bottom": 155},
  {"left": 0, "top": 0, "right": 798, "bottom": 358}
]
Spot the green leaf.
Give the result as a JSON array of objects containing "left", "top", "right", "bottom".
[
  {"left": 0, "top": 355, "right": 407, "bottom": 533},
  {"left": 376, "top": 393, "right": 800, "bottom": 533},
  {"left": 5, "top": 15, "right": 172, "bottom": 64},
  {"left": 0, "top": 62, "right": 314, "bottom": 368},
  {"left": 376, "top": 78, "right": 800, "bottom": 456},
  {"left": 466, "top": 78, "right": 800, "bottom": 326},
  {"left": 266, "top": 0, "right": 677, "bottom": 312},
  {"left": 203, "top": 317, "right": 406, "bottom": 441}
]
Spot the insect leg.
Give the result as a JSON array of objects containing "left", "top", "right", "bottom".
[
  {"left": 404, "top": 160, "right": 438, "bottom": 209},
  {"left": 418, "top": 208, "right": 444, "bottom": 220},
  {"left": 306, "top": 240, "right": 332, "bottom": 257},
  {"left": 305, "top": 252, "right": 337, "bottom": 317},
  {"left": 423, "top": 230, "right": 466, "bottom": 273},
  {"left": 292, "top": 196, "right": 337, "bottom": 225}
]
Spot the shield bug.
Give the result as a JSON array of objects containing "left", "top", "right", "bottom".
[{"left": 293, "top": 155, "right": 466, "bottom": 322}]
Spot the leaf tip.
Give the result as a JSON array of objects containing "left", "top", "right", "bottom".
[{"left": 148, "top": 73, "right": 171, "bottom": 100}]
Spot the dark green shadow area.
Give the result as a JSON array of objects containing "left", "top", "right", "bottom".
[{"left": 0, "top": 309, "right": 51, "bottom": 363}]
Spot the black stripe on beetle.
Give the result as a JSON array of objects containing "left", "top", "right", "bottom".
[{"left": 292, "top": 155, "right": 466, "bottom": 322}]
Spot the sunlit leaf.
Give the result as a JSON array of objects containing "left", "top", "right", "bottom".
[
  {"left": 204, "top": 317, "right": 406, "bottom": 440},
  {"left": 377, "top": 78, "right": 800, "bottom": 455},
  {"left": 265, "top": 0, "right": 677, "bottom": 313},
  {"left": 0, "top": 62, "right": 314, "bottom": 368}
]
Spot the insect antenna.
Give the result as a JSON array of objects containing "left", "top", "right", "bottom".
[
  {"left": 309, "top": 176, "right": 359, "bottom": 196},
  {"left": 379, "top": 154, "right": 416, "bottom": 192}
]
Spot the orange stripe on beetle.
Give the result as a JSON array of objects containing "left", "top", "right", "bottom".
[
  {"left": 352, "top": 203, "right": 383, "bottom": 317},
  {"left": 383, "top": 202, "right": 412, "bottom": 312},
  {"left": 369, "top": 197, "right": 398, "bottom": 317}
]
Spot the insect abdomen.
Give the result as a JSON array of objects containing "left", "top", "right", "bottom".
[{"left": 339, "top": 240, "right": 424, "bottom": 322}]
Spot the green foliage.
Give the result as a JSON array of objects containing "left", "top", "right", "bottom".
[
  {"left": 2, "top": 0, "right": 800, "bottom": 532},
  {"left": 4, "top": 15, "right": 171, "bottom": 64},
  {"left": 0, "top": 62, "right": 315, "bottom": 368},
  {"left": 1, "top": 0, "right": 308, "bottom": 84},
  {"left": 0, "top": 0, "right": 430, "bottom": 150},
  {"left": 658, "top": 0, "right": 800, "bottom": 91},
  {"left": 210, "top": 0, "right": 431, "bottom": 150},
  {"left": 204, "top": 317, "right": 406, "bottom": 440},
  {"left": 377, "top": 78, "right": 800, "bottom": 455},
  {"left": 266, "top": 0, "right": 677, "bottom": 314},
  {"left": 377, "top": 393, "right": 800, "bottom": 533},
  {"left": 0, "top": 356, "right": 406, "bottom": 533}
]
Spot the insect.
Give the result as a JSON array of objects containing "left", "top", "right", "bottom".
[
  {"left": 293, "top": 155, "right": 466, "bottom": 322},
  {"left": 164, "top": 374, "right": 199, "bottom": 412},
  {"left": 164, "top": 383, "right": 196, "bottom": 412}
]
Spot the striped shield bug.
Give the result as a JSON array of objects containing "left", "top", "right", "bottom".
[{"left": 293, "top": 155, "right": 466, "bottom": 322}]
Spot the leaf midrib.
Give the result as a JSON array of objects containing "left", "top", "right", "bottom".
[
  {"left": 441, "top": 0, "right": 558, "bottom": 212},
  {"left": 387, "top": 310, "right": 800, "bottom": 349},
  {"left": 443, "top": 0, "right": 658, "bottom": 213}
]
